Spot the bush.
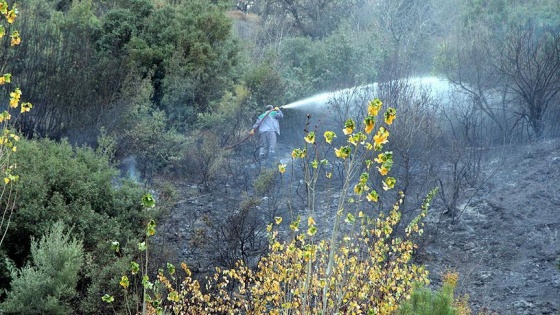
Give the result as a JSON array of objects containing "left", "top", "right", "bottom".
[
  {"left": 183, "top": 130, "right": 227, "bottom": 191},
  {"left": 253, "top": 168, "right": 277, "bottom": 197},
  {"left": 0, "top": 138, "right": 155, "bottom": 314},
  {"left": 201, "top": 197, "right": 267, "bottom": 268},
  {"left": 118, "top": 77, "right": 188, "bottom": 181},
  {"left": 0, "top": 221, "right": 84, "bottom": 315},
  {"left": 397, "top": 272, "right": 470, "bottom": 315}
]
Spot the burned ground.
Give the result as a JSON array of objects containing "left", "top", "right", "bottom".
[{"left": 159, "top": 138, "right": 560, "bottom": 314}]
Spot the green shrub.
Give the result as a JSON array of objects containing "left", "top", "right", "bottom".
[
  {"left": 0, "top": 221, "right": 84, "bottom": 315},
  {"left": 253, "top": 168, "right": 277, "bottom": 196},
  {"left": 118, "top": 79, "right": 188, "bottom": 180},
  {"left": 3, "top": 139, "right": 149, "bottom": 256},
  {"left": 0, "top": 138, "right": 155, "bottom": 314},
  {"left": 397, "top": 272, "right": 470, "bottom": 315},
  {"left": 183, "top": 130, "right": 227, "bottom": 190}
]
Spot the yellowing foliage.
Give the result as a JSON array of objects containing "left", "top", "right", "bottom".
[
  {"left": 146, "top": 98, "right": 440, "bottom": 314},
  {"left": 0, "top": 0, "right": 32, "bottom": 248},
  {"left": 154, "top": 189, "right": 434, "bottom": 314},
  {"left": 323, "top": 130, "right": 336, "bottom": 144}
]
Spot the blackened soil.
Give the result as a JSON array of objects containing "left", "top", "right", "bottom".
[{"left": 159, "top": 139, "right": 560, "bottom": 314}]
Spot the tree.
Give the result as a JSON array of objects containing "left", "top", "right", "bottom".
[
  {"left": 371, "top": 0, "right": 440, "bottom": 80},
  {"left": 0, "top": 222, "right": 84, "bottom": 315},
  {"left": 250, "top": 0, "right": 366, "bottom": 39},
  {"left": 498, "top": 25, "right": 560, "bottom": 139},
  {"left": 437, "top": 0, "right": 560, "bottom": 142}
]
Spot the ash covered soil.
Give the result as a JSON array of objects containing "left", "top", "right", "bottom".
[
  {"left": 160, "top": 138, "right": 560, "bottom": 314},
  {"left": 422, "top": 138, "right": 560, "bottom": 314}
]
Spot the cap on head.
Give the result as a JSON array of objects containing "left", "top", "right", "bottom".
[{"left": 265, "top": 105, "right": 274, "bottom": 110}]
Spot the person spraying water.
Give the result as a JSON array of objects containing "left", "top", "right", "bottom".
[
  {"left": 222, "top": 104, "right": 285, "bottom": 151},
  {"left": 250, "top": 105, "right": 283, "bottom": 160}
]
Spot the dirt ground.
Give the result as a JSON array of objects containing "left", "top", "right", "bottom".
[
  {"left": 422, "top": 138, "right": 560, "bottom": 314},
  {"left": 159, "top": 138, "right": 560, "bottom": 314}
]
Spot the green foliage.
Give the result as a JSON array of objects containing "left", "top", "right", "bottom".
[
  {"left": 244, "top": 62, "right": 287, "bottom": 107},
  {"left": 0, "top": 221, "right": 84, "bottom": 315},
  {"left": 79, "top": 244, "right": 140, "bottom": 314},
  {"left": 5, "top": 138, "right": 146, "bottom": 251},
  {"left": 9, "top": 0, "right": 239, "bottom": 144},
  {"left": 320, "top": 23, "right": 379, "bottom": 87},
  {"left": 0, "top": 251, "right": 16, "bottom": 298},
  {"left": 397, "top": 273, "right": 469, "bottom": 315},
  {"left": 250, "top": 0, "right": 366, "bottom": 39},
  {"left": 119, "top": 76, "right": 188, "bottom": 179},
  {"left": 253, "top": 168, "right": 277, "bottom": 196},
  {"left": 101, "top": 194, "right": 160, "bottom": 315},
  {"left": 277, "top": 29, "right": 380, "bottom": 100},
  {"left": 137, "top": 0, "right": 240, "bottom": 125},
  {"left": 278, "top": 36, "right": 324, "bottom": 98},
  {"left": 95, "top": 127, "right": 117, "bottom": 162},
  {"left": 183, "top": 130, "right": 226, "bottom": 190},
  {"left": 197, "top": 84, "right": 253, "bottom": 147},
  {"left": 0, "top": 137, "right": 153, "bottom": 313},
  {"left": 398, "top": 285, "right": 457, "bottom": 315}
]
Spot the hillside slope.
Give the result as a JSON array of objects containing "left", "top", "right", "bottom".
[{"left": 423, "top": 138, "right": 560, "bottom": 314}]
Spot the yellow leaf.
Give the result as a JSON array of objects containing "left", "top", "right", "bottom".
[
  {"left": 311, "top": 159, "right": 318, "bottom": 169},
  {"left": 167, "top": 291, "right": 180, "bottom": 302},
  {"left": 10, "top": 36, "right": 20, "bottom": 46},
  {"left": 20, "top": 102, "right": 32, "bottom": 113},
  {"left": 274, "top": 217, "right": 283, "bottom": 225},
  {"left": 343, "top": 119, "right": 355, "bottom": 135},
  {"left": 6, "top": 9, "right": 17, "bottom": 24},
  {"left": 324, "top": 130, "right": 336, "bottom": 144},
  {"left": 384, "top": 108, "right": 397, "bottom": 125},
  {"left": 307, "top": 225, "right": 317, "bottom": 236},
  {"left": 383, "top": 177, "right": 396, "bottom": 191},
  {"left": 304, "top": 131, "right": 315, "bottom": 144},
  {"left": 359, "top": 172, "right": 369, "bottom": 184},
  {"left": 367, "top": 190, "right": 379, "bottom": 202},
  {"left": 307, "top": 216, "right": 316, "bottom": 226},
  {"left": 4, "top": 177, "right": 9, "bottom": 184},
  {"left": 377, "top": 166, "right": 389, "bottom": 176},
  {"left": 368, "top": 98, "right": 383, "bottom": 116},
  {"left": 373, "top": 127, "right": 389, "bottom": 148},
  {"left": 278, "top": 163, "right": 286, "bottom": 174},
  {"left": 334, "top": 146, "right": 350, "bottom": 159},
  {"left": 120, "top": 275, "right": 129, "bottom": 289},
  {"left": 354, "top": 184, "right": 364, "bottom": 195},
  {"left": 291, "top": 148, "right": 306, "bottom": 159},
  {"left": 9, "top": 30, "right": 20, "bottom": 46},
  {"left": 364, "top": 116, "right": 376, "bottom": 134}
]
